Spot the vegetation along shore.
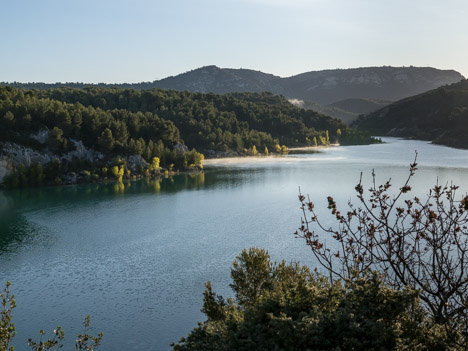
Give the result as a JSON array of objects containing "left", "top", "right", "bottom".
[{"left": 0, "top": 86, "right": 378, "bottom": 188}]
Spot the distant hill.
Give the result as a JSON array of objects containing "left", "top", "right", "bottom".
[
  {"left": 152, "top": 66, "right": 464, "bottom": 105},
  {"left": 289, "top": 97, "right": 392, "bottom": 125},
  {"left": 277, "top": 66, "right": 463, "bottom": 105},
  {"left": 2, "top": 66, "right": 463, "bottom": 123},
  {"left": 288, "top": 98, "right": 357, "bottom": 125},
  {"left": 327, "top": 98, "right": 392, "bottom": 115},
  {"left": 353, "top": 79, "right": 468, "bottom": 149},
  {"left": 154, "top": 66, "right": 284, "bottom": 95}
]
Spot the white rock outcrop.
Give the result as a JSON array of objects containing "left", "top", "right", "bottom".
[{"left": 0, "top": 140, "right": 103, "bottom": 184}]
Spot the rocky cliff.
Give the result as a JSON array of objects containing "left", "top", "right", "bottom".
[{"left": 0, "top": 132, "right": 104, "bottom": 184}]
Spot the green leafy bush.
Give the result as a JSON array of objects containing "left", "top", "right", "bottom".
[{"left": 172, "top": 248, "right": 450, "bottom": 351}]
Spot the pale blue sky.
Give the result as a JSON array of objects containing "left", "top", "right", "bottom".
[{"left": 1, "top": 0, "right": 467, "bottom": 83}]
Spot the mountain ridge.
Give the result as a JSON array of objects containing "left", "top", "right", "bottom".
[
  {"left": 4, "top": 65, "right": 463, "bottom": 103},
  {"left": 353, "top": 79, "right": 468, "bottom": 149},
  {"left": 2, "top": 65, "right": 464, "bottom": 123}
]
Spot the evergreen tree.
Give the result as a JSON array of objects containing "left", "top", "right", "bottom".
[
  {"left": 97, "top": 128, "right": 115, "bottom": 153},
  {"left": 48, "top": 126, "right": 64, "bottom": 149},
  {"left": 3, "top": 111, "right": 15, "bottom": 128}
]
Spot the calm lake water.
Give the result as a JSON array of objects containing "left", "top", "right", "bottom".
[{"left": 1, "top": 137, "right": 468, "bottom": 350}]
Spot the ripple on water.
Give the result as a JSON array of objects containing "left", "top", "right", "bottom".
[{"left": 1, "top": 138, "right": 468, "bottom": 350}]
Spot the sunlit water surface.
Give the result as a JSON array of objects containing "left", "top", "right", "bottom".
[{"left": 1, "top": 138, "right": 468, "bottom": 350}]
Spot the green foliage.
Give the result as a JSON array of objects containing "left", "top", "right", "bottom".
[
  {"left": 2, "top": 111, "right": 15, "bottom": 128},
  {"left": 2, "top": 147, "right": 204, "bottom": 188},
  {"left": 0, "top": 282, "right": 16, "bottom": 351},
  {"left": 97, "top": 128, "right": 115, "bottom": 152},
  {"left": 0, "top": 86, "right": 378, "bottom": 188},
  {"left": 111, "top": 166, "right": 124, "bottom": 182},
  {"left": 0, "top": 86, "right": 356, "bottom": 155},
  {"left": 4, "top": 159, "right": 107, "bottom": 188},
  {"left": 354, "top": 79, "right": 468, "bottom": 148},
  {"left": 184, "top": 150, "right": 204, "bottom": 168},
  {"left": 75, "top": 316, "right": 104, "bottom": 351},
  {"left": 251, "top": 145, "right": 258, "bottom": 156},
  {"left": 230, "top": 248, "right": 274, "bottom": 308},
  {"left": 0, "top": 86, "right": 181, "bottom": 161},
  {"left": 3, "top": 163, "right": 45, "bottom": 187},
  {"left": 173, "top": 248, "right": 449, "bottom": 351},
  {"left": 298, "top": 159, "right": 468, "bottom": 349},
  {"left": 151, "top": 157, "right": 160, "bottom": 170},
  {"left": 28, "top": 327, "right": 65, "bottom": 351},
  {"left": 33, "top": 88, "right": 348, "bottom": 151},
  {"left": 27, "top": 316, "right": 103, "bottom": 351},
  {"left": 48, "top": 126, "right": 66, "bottom": 150}
]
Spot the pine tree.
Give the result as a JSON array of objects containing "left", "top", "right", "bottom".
[
  {"left": 48, "top": 126, "right": 64, "bottom": 149},
  {"left": 97, "top": 128, "right": 115, "bottom": 153},
  {"left": 3, "top": 111, "right": 15, "bottom": 128}
]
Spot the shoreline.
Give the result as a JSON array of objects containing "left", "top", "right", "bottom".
[
  {"left": 288, "top": 143, "right": 340, "bottom": 151},
  {"left": 0, "top": 167, "right": 203, "bottom": 191},
  {"left": 203, "top": 144, "right": 339, "bottom": 164}
]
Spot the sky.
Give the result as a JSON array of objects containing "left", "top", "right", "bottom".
[{"left": 1, "top": 0, "right": 467, "bottom": 83}]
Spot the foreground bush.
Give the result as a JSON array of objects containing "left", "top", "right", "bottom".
[
  {"left": 297, "top": 154, "right": 468, "bottom": 348},
  {"left": 172, "top": 248, "right": 453, "bottom": 351}
]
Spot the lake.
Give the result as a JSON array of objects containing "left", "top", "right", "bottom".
[{"left": 1, "top": 137, "right": 468, "bottom": 350}]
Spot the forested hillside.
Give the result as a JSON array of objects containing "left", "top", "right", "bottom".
[
  {"left": 0, "top": 86, "right": 376, "bottom": 187},
  {"left": 4, "top": 66, "right": 463, "bottom": 124},
  {"left": 6, "top": 66, "right": 462, "bottom": 105},
  {"left": 31, "top": 87, "right": 375, "bottom": 150},
  {"left": 353, "top": 79, "right": 468, "bottom": 148}
]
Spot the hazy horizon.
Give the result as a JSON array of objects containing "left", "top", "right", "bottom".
[{"left": 2, "top": 0, "right": 467, "bottom": 83}]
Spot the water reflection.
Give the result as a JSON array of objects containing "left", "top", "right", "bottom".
[
  {"left": 0, "top": 170, "right": 259, "bottom": 254},
  {"left": 2, "top": 138, "right": 468, "bottom": 351},
  {"left": 0, "top": 211, "right": 44, "bottom": 254}
]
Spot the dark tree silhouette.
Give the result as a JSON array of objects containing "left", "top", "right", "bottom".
[{"left": 297, "top": 153, "right": 468, "bottom": 347}]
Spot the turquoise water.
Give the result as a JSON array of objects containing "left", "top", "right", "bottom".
[{"left": 1, "top": 137, "right": 468, "bottom": 350}]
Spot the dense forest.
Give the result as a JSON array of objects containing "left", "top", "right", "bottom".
[
  {"left": 31, "top": 87, "right": 377, "bottom": 149},
  {"left": 354, "top": 79, "right": 468, "bottom": 148},
  {"left": 0, "top": 86, "right": 377, "bottom": 187}
]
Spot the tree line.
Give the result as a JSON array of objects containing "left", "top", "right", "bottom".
[
  {"left": 33, "top": 87, "right": 378, "bottom": 150},
  {"left": 0, "top": 86, "right": 378, "bottom": 187}
]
